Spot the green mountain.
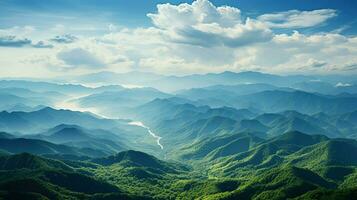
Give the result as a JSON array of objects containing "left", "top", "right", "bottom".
[
  {"left": 1, "top": 75, "right": 357, "bottom": 199},
  {"left": 209, "top": 131, "right": 329, "bottom": 177},
  {"left": 287, "top": 139, "right": 357, "bottom": 171},
  {"left": 0, "top": 153, "right": 72, "bottom": 171},
  {"left": 0, "top": 137, "right": 108, "bottom": 157},
  {"left": 187, "top": 133, "right": 357, "bottom": 199},
  {"left": 214, "top": 166, "right": 336, "bottom": 200},
  {"left": 1, "top": 131, "right": 357, "bottom": 199},
  {"left": 92, "top": 150, "right": 175, "bottom": 170},
  {"left": 255, "top": 111, "right": 343, "bottom": 138},
  {"left": 91, "top": 150, "right": 189, "bottom": 199},
  {"left": 0, "top": 153, "right": 148, "bottom": 200},
  {"left": 133, "top": 97, "right": 357, "bottom": 159},
  {"left": 135, "top": 99, "right": 262, "bottom": 149},
  {"left": 28, "top": 124, "right": 127, "bottom": 155},
  {"left": 235, "top": 119, "right": 269, "bottom": 133},
  {"left": 178, "top": 132, "right": 264, "bottom": 161}
]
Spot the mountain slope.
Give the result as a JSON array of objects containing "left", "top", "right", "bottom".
[
  {"left": 0, "top": 137, "right": 108, "bottom": 157},
  {"left": 0, "top": 153, "right": 72, "bottom": 171},
  {"left": 92, "top": 150, "right": 182, "bottom": 173},
  {"left": 216, "top": 166, "right": 336, "bottom": 200},
  {"left": 178, "top": 132, "right": 263, "bottom": 160},
  {"left": 209, "top": 132, "right": 329, "bottom": 177},
  {"left": 0, "top": 153, "right": 148, "bottom": 200},
  {"left": 0, "top": 107, "right": 123, "bottom": 133}
]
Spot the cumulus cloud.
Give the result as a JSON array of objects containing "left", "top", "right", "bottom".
[
  {"left": 57, "top": 48, "right": 105, "bottom": 68},
  {"left": 50, "top": 34, "right": 78, "bottom": 44},
  {"left": 258, "top": 9, "right": 337, "bottom": 28},
  {"left": 147, "top": 0, "right": 272, "bottom": 47},
  {"left": 0, "top": 35, "right": 32, "bottom": 47}
]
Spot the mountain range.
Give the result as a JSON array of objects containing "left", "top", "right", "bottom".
[{"left": 0, "top": 71, "right": 357, "bottom": 199}]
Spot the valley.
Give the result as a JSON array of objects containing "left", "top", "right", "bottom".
[{"left": 128, "top": 121, "right": 164, "bottom": 150}]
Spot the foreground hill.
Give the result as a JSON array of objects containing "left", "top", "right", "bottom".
[
  {"left": 0, "top": 153, "right": 149, "bottom": 200},
  {"left": 0, "top": 153, "right": 72, "bottom": 171},
  {"left": 1, "top": 134, "right": 357, "bottom": 199},
  {"left": 171, "top": 132, "right": 357, "bottom": 200}
]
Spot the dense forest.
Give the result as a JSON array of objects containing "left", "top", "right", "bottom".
[{"left": 0, "top": 71, "right": 357, "bottom": 199}]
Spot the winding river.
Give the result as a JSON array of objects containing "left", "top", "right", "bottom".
[
  {"left": 128, "top": 121, "right": 164, "bottom": 150},
  {"left": 54, "top": 95, "right": 164, "bottom": 150}
]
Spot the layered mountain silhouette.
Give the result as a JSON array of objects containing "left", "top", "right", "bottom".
[{"left": 0, "top": 71, "right": 356, "bottom": 199}]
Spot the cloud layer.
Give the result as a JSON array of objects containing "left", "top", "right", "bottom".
[
  {"left": 258, "top": 9, "right": 337, "bottom": 28},
  {"left": 0, "top": 35, "right": 53, "bottom": 48},
  {"left": 0, "top": 0, "right": 356, "bottom": 77}
]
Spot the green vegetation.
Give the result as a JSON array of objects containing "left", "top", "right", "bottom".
[
  {"left": 1, "top": 131, "right": 357, "bottom": 200},
  {"left": 0, "top": 78, "right": 357, "bottom": 199}
]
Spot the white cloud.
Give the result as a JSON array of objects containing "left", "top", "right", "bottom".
[
  {"left": 147, "top": 0, "right": 272, "bottom": 47},
  {"left": 258, "top": 9, "right": 337, "bottom": 28},
  {"left": 0, "top": 0, "right": 356, "bottom": 77}
]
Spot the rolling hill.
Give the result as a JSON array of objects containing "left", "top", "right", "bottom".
[{"left": 0, "top": 153, "right": 148, "bottom": 200}]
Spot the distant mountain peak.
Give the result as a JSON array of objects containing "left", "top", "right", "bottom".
[{"left": 37, "top": 106, "right": 57, "bottom": 112}]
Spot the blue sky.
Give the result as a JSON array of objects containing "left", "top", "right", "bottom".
[
  {"left": 1, "top": 0, "right": 356, "bottom": 33},
  {"left": 0, "top": 0, "right": 356, "bottom": 77}
]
